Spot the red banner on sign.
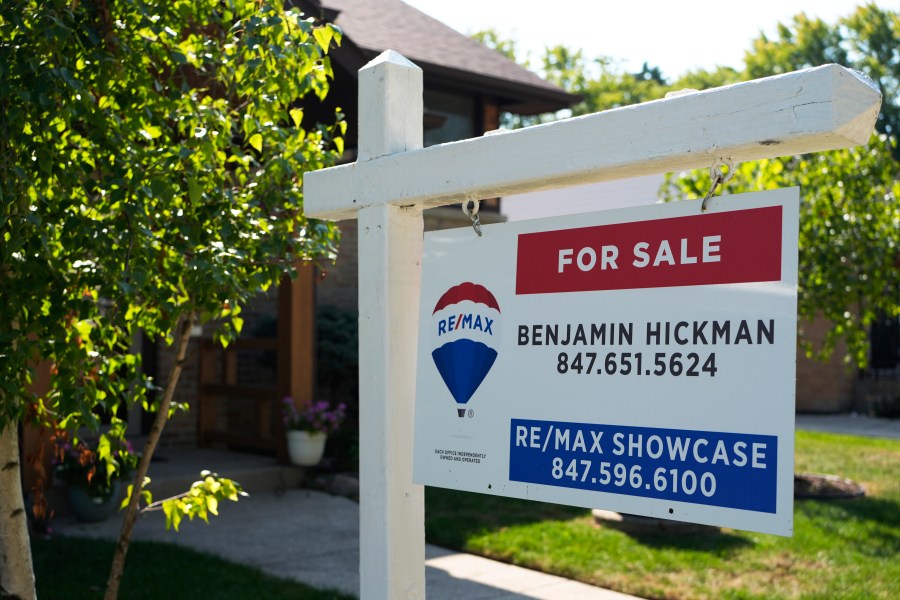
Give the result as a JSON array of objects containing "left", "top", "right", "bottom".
[{"left": 516, "top": 206, "right": 782, "bottom": 295}]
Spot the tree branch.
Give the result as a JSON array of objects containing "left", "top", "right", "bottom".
[{"left": 104, "top": 312, "right": 194, "bottom": 600}]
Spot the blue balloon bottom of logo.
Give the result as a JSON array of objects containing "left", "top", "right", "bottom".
[{"left": 432, "top": 339, "right": 498, "bottom": 411}]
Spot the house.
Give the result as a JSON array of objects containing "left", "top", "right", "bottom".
[
  {"left": 302, "top": 0, "right": 578, "bottom": 307},
  {"left": 142, "top": 0, "right": 578, "bottom": 458}
]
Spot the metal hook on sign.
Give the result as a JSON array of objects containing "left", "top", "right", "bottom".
[
  {"left": 462, "top": 198, "right": 482, "bottom": 237},
  {"left": 701, "top": 158, "right": 735, "bottom": 212}
]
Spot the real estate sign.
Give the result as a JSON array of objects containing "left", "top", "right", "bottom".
[{"left": 413, "top": 189, "right": 799, "bottom": 536}]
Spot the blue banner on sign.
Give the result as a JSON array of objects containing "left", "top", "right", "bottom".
[{"left": 509, "top": 419, "right": 777, "bottom": 513}]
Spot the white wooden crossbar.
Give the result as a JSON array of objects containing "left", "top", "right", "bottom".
[{"left": 305, "top": 63, "right": 880, "bottom": 221}]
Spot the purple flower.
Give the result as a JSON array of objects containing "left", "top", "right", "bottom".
[{"left": 282, "top": 397, "right": 346, "bottom": 434}]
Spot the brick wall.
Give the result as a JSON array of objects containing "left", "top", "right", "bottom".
[
  {"left": 157, "top": 335, "right": 202, "bottom": 448},
  {"left": 795, "top": 316, "right": 856, "bottom": 413},
  {"left": 317, "top": 219, "right": 359, "bottom": 312}
]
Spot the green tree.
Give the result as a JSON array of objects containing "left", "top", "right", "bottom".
[
  {"left": 667, "top": 4, "right": 899, "bottom": 366},
  {"left": 530, "top": 45, "right": 671, "bottom": 118},
  {"left": 572, "top": 55, "right": 670, "bottom": 114},
  {"left": 471, "top": 29, "right": 521, "bottom": 63},
  {"left": 473, "top": 29, "right": 669, "bottom": 127},
  {"left": 744, "top": 4, "right": 899, "bottom": 155},
  {"left": 670, "top": 65, "right": 742, "bottom": 91},
  {"left": 665, "top": 137, "right": 899, "bottom": 365},
  {"left": 0, "top": 1, "right": 344, "bottom": 598}
]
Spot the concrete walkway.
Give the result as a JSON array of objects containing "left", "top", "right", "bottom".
[
  {"left": 53, "top": 414, "right": 899, "bottom": 599},
  {"left": 55, "top": 488, "right": 635, "bottom": 599},
  {"left": 796, "top": 412, "right": 900, "bottom": 440}
]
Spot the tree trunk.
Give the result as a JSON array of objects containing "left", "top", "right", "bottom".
[
  {"left": 0, "top": 423, "right": 36, "bottom": 600},
  {"left": 104, "top": 314, "right": 194, "bottom": 600}
]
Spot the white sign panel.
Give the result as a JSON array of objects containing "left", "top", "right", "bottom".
[{"left": 413, "top": 189, "right": 799, "bottom": 536}]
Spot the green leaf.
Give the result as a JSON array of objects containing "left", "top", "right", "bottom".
[
  {"left": 206, "top": 495, "right": 219, "bottom": 516},
  {"left": 312, "top": 27, "right": 333, "bottom": 52},
  {"left": 248, "top": 133, "right": 263, "bottom": 152},
  {"left": 163, "top": 500, "right": 182, "bottom": 531},
  {"left": 97, "top": 434, "right": 112, "bottom": 474},
  {"left": 140, "top": 126, "right": 162, "bottom": 140},
  {"left": 289, "top": 108, "right": 303, "bottom": 127},
  {"left": 187, "top": 178, "right": 202, "bottom": 204},
  {"left": 121, "top": 484, "right": 134, "bottom": 511}
]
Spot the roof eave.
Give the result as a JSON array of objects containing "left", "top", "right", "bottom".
[{"left": 418, "top": 61, "right": 581, "bottom": 115}]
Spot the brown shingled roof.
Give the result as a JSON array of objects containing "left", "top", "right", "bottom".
[{"left": 317, "top": 0, "right": 578, "bottom": 114}]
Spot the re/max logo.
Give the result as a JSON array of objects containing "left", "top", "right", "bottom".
[{"left": 437, "top": 313, "right": 495, "bottom": 336}]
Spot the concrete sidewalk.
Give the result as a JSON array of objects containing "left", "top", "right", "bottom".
[
  {"left": 796, "top": 413, "right": 900, "bottom": 440},
  {"left": 55, "top": 488, "right": 635, "bottom": 599}
]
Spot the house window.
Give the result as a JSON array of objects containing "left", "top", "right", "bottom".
[
  {"left": 424, "top": 90, "right": 475, "bottom": 146},
  {"left": 871, "top": 314, "right": 899, "bottom": 372}
]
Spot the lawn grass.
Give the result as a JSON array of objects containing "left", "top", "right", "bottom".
[
  {"left": 424, "top": 430, "right": 900, "bottom": 600},
  {"left": 32, "top": 536, "right": 354, "bottom": 600}
]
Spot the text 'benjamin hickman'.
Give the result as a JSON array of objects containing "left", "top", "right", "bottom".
[{"left": 517, "top": 319, "right": 776, "bottom": 347}]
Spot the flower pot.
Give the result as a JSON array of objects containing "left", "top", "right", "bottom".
[
  {"left": 67, "top": 479, "right": 122, "bottom": 523},
  {"left": 287, "top": 430, "right": 327, "bottom": 466}
]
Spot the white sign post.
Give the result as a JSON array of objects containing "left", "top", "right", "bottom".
[{"left": 304, "top": 52, "right": 880, "bottom": 598}]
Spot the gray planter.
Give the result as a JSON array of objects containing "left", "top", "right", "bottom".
[{"left": 66, "top": 479, "right": 122, "bottom": 522}]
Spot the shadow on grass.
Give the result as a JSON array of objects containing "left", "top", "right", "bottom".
[
  {"left": 32, "top": 536, "right": 353, "bottom": 600},
  {"left": 624, "top": 528, "right": 752, "bottom": 554},
  {"left": 820, "top": 494, "right": 900, "bottom": 527},
  {"left": 426, "top": 487, "right": 751, "bottom": 558},
  {"left": 425, "top": 487, "right": 585, "bottom": 548},
  {"left": 798, "top": 495, "right": 900, "bottom": 558}
]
